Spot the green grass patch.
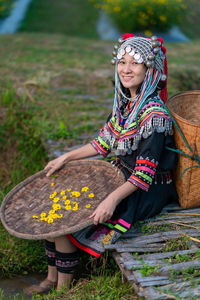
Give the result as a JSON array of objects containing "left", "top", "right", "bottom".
[{"left": 19, "top": 0, "right": 99, "bottom": 39}]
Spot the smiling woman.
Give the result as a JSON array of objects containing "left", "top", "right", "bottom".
[{"left": 23, "top": 33, "right": 178, "bottom": 295}]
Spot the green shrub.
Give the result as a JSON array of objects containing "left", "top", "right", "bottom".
[
  {"left": 91, "top": 0, "right": 187, "bottom": 34},
  {"left": 0, "top": 0, "right": 15, "bottom": 18}
]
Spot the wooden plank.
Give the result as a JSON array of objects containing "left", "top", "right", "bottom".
[
  {"left": 159, "top": 260, "right": 200, "bottom": 274},
  {"left": 123, "top": 259, "right": 165, "bottom": 270},
  {"left": 138, "top": 249, "right": 199, "bottom": 261},
  {"left": 140, "top": 279, "right": 172, "bottom": 287},
  {"left": 121, "top": 228, "right": 200, "bottom": 245}
]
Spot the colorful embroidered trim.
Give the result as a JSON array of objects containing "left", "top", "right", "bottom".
[
  {"left": 90, "top": 96, "right": 173, "bottom": 156},
  {"left": 128, "top": 156, "right": 158, "bottom": 191},
  {"left": 67, "top": 234, "right": 102, "bottom": 258},
  {"left": 102, "top": 218, "right": 131, "bottom": 234}
]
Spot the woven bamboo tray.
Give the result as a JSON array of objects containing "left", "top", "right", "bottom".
[
  {"left": 167, "top": 90, "right": 200, "bottom": 208},
  {"left": 0, "top": 159, "right": 125, "bottom": 240}
]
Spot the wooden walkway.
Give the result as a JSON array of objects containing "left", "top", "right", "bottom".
[{"left": 105, "top": 204, "right": 200, "bottom": 299}]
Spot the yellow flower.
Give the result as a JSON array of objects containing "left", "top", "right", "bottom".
[
  {"left": 66, "top": 188, "right": 71, "bottom": 192},
  {"left": 144, "top": 30, "right": 152, "bottom": 37},
  {"left": 40, "top": 212, "right": 47, "bottom": 218},
  {"left": 65, "top": 200, "right": 71, "bottom": 205},
  {"left": 58, "top": 214, "right": 63, "bottom": 218},
  {"left": 48, "top": 219, "right": 53, "bottom": 224},
  {"left": 51, "top": 182, "right": 55, "bottom": 187},
  {"left": 88, "top": 193, "right": 94, "bottom": 198},
  {"left": 52, "top": 204, "right": 61, "bottom": 210},
  {"left": 71, "top": 191, "right": 81, "bottom": 197},
  {"left": 62, "top": 195, "right": 67, "bottom": 200},
  {"left": 65, "top": 205, "right": 71, "bottom": 210},
  {"left": 72, "top": 202, "right": 79, "bottom": 211},
  {"left": 49, "top": 194, "right": 54, "bottom": 199},
  {"left": 81, "top": 186, "right": 89, "bottom": 192},
  {"left": 49, "top": 209, "right": 55, "bottom": 214},
  {"left": 85, "top": 204, "right": 91, "bottom": 208},
  {"left": 160, "top": 15, "right": 167, "bottom": 22},
  {"left": 60, "top": 190, "right": 65, "bottom": 195},
  {"left": 52, "top": 214, "right": 59, "bottom": 219},
  {"left": 113, "top": 6, "right": 120, "bottom": 12},
  {"left": 53, "top": 191, "right": 57, "bottom": 196},
  {"left": 32, "top": 215, "right": 39, "bottom": 219},
  {"left": 53, "top": 197, "right": 60, "bottom": 203},
  {"left": 40, "top": 217, "right": 45, "bottom": 221}
]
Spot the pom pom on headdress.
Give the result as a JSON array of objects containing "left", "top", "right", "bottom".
[{"left": 122, "top": 33, "right": 135, "bottom": 40}]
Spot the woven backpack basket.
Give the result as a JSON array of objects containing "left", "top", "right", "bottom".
[
  {"left": 167, "top": 90, "right": 200, "bottom": 208},
  {"left": 0, "top": 159, "right": 125, "bottom": 240}
]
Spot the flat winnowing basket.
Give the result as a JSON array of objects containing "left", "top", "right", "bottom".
[
  {"left": 167, "top": 90, "right": 200, "bottom": 209},
  {"left": 0, "top": 159, "right": 126, "bottom": 240}
]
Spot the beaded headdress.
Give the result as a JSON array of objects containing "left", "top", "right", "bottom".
[{"left": 111, "top": 33, "right": 168, "bottom": 111}]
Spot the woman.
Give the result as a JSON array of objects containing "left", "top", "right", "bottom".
[{"left": 26, "top": 33, "right": 178, "bottom": 294}]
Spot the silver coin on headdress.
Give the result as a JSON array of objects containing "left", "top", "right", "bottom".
[
  {"left": 117, "top": 53, "right": 122, "bottom": 60},
  {"left": 125, "top": 45, "right": 132, "bottom": 53},
  {"left": 129, "top": 49, "right": 135, "bottom": 56},
  {"left": 119, "top": 48, "right": 125, "bottom": 56},
  {"left": 134, "top": 53, "right": 141, "bottom": 61}
]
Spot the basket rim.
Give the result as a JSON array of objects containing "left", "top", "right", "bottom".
[
  {"left": 0, "top": 159, "right": 126, "bottom": 240},
  {"left": 167, "top": 90, "right": 200, "bottom": 128}
]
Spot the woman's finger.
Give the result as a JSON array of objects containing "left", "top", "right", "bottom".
[{"left": 46, "top": 167, "right": 57, "bottom": 177}]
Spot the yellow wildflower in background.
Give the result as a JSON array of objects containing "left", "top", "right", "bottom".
[
  {"left": 72, "top": 202, "right": 79, "bottom": 211},
  {"left": 32, "top": 215, "right": 38, "bottom": 219},
  {"left": 160, "top": 15, "right": 167, "bottom": 22},
  {"left": 51, "top": 182, "right": 55, "bottom": 187},
  {"left": 60, "top": 190, "right": 65, "bottom": 195},
  {"left": 66, "top": 188, "right": 71, "bottom": 192},
  {"left": 65, "top": 200, "right": 71, "bottom": 205},
  {"left": 81, "top": 186, "right": 89, "bottom": 192},
  {"left": 85, "top": 204, "right": 91, "bottom": 208},
  {"left": 65, "top": 205, "right": 72, "bottom": 210},
  {"left": 63, "top": 195, "right": 67, "bottom": 200},
  {"left": 40, "top": 212, "right": 47, "bottom": 218},
  {"left": 88, "top": 193, "right": 94, "bottom": 198},
  {"left": 53, "top": 197, "right": 60, "bottom": 203}
]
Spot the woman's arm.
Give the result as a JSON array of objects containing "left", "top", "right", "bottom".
[
  {"left": 45, "top": 143, "right": 98, "bottom": 176},
  {"left": 90, "top": 181, "right": 138, "bottom": 225}
]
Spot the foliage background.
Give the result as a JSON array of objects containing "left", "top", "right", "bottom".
[{"left": 90, "top": 0, "right": 187, "bottom": 34}]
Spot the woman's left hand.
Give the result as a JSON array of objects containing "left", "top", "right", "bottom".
[{"left": 89, "top": 195, "right": 117, "bottom": 225}]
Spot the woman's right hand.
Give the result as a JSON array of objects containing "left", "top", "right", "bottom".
[{"left": 44, "top": 154, "right": 68, "bottom": 177}]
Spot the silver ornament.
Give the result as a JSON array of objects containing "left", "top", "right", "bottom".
[
  {"left": 114, "top": 45, "right": 118, "bottom": 50},
  {"left": 157, "top": 126, "right": 165, "bottom": 133},
  {"left": 134, "top": 53, "right": 141, "bottom": 60},
  {"left": 129, "top": 49, "right": 135, "bottom": 56},
  {"left": 117, "top": 53, "right": 122, "bottom": 60},
  {"left": 146, "top": 60, "right": 153, "bottom": 67},
  {"left": 111, "top": 58, "right": 116, "bottom": 65},
  {"left": 125, "top": 45, "right": 132, "bottom": 53},
  {"left": 151, "top": 36, "right": 158, "bottom": 41},
  {"left": 142, "top": 132, "right": 149, "bottom": 139},
  {"left": 118, "top": 38, "right": 124, "bottom": 44},
  {"left": 152, "top": 41, "right": 159, "bottom": 47},
  {"left": 137, "top": 57, "right": 143, "bottom": 63},
  {"left": 119, "top": 48, "right": 125, "bottom": 56},
  {"left": 153, "top": 47, "right": 160, "bottom": 54},
  {"left": 112, "top": 51, "right": 117, "bottom": 57},
  {"left": 148, "top": 54, "right": 154, "bottom": 61}
]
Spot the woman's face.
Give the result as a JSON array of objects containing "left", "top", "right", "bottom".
[{"left": 117, "top": 53, "right": 147, "bottom": 97}]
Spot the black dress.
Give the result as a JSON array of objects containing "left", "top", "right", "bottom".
[{"left": 67, "top": 94, "right": 178, "bottom": 257}]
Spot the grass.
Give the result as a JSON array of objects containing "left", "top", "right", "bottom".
[{"left": 19, "top": 0, "right": 99, "bottom": 39}]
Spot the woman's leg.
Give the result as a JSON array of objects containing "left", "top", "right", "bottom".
[
  {"left": 55, "top": 236, "right": 79, "bottom": 290},
  {"left": 41, "top": 238, "right": 57, "bottom": 285}
]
